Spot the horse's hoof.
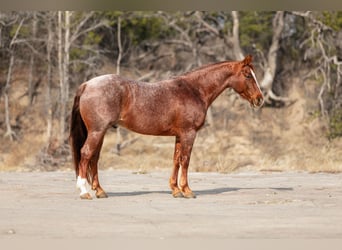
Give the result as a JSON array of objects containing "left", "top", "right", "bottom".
[
  {"left": 96, "top": 191, "right": 108, "bottom": 199},
  {"left": 183, "top": 192, "right": 196, "bottom": 199},
  {"left": 172, "top": 190, "right": 184, "bottom": 198},
  {"left": 80, "top": 193, "right": 92, "bottom": 200}
]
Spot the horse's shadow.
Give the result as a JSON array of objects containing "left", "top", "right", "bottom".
[{"left": 106, "top": 187, "right": 293, "bottom": 197}]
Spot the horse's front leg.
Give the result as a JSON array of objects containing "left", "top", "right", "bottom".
[
  {"left": 169, "top": 136, "right": 183, "bottom": 198},
  {"left": 179, "top": 131, "right": 197, "bottom": 199}
]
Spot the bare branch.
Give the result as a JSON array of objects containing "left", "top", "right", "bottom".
[
  {"left": 291, "top": 11, "right": 333, "bottom": 32},
  {"left": 69, "top": 12, "right": 108, "bottom": 45},
  {"left": 194, "top": 11, "right": 220, "bottom": 36},
  {"left": 292, "top": 11, "right": 342, "bottom": 116},
  {"left": 265, "top": 89, "right": 295, "bottom": 104},
  {"left": 317, "top": 67, "right": 328, "bottom": 117},
  {"left": 12, "top": 39, "right": 46, "bottom": 60},
  {"left": 137, "top": 72, "right": 155, "bottom": 81},
  {"left": 164, "top": 39, "right": 192, "bottom": 48},
  {"left": 69, "top": 11, "right": 94, "bottom": 44},
  {"left": 9, "top": 18, "right": 25, "bottom": 48}
]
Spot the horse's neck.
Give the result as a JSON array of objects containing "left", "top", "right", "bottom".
[{"left": 182, "top": 62, "right": 236, "bottom": 108}]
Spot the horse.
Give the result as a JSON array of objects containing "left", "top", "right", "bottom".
[{"left": 69, "top": 54, "right": 264, "bottom": 199}]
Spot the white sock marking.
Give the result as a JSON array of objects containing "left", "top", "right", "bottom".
[{"left": 76, "top": 176, "right": 88, "bottom": 195}]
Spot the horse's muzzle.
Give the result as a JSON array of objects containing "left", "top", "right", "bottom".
[{"left": 252, "top": 96, "right": 264, "bottom": 108}]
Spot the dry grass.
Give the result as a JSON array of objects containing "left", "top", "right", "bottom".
[{"left": 0, "top": 131, "right": 47, "bottom": 171}]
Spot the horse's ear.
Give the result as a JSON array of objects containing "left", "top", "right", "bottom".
[{"left": 242, "top": 55, "right": 252, "bottom": 66}]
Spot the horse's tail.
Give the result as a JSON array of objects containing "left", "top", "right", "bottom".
[{"left": 69, "top": 83, "right": 89, "bottom": 182}]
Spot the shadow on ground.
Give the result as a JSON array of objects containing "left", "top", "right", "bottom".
[{"left": 106, "top": 187, "right": 293, "bottom": 197}]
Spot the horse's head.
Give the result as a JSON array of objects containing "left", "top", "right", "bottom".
[{"left": 230, "top": 55, "right": 264, "bottom": 108}]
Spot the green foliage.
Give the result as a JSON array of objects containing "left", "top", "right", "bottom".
[
  {"left": 70, "top": 47, "right": 87, "bottom": 61},
  {"left": 123, "top": 15, "right": 171, "bottom": 44},
  {"left": 239, "top": 11, "right": 275, "bottom": 51},
  {"left": 103, "top": 11, "right": 172, "bottom": 46},
  {"left": 328, "top": 108, "right": 342, "bottom": 139},
  {"left": 320, "top": 11, "right": 342, "bottom": 31},
  {"left": 9, "top": 23, "right": 29, "bottom": 40},
  {"left": 84, "top": 31, "right": 103, "bottom": 45}
]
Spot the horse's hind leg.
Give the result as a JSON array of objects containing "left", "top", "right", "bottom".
[
  {"left": 78, "top": 130, "right": 106, "bottom": 199},
  {"left": 89, "top": 139, "right": 108, "bottom": 198}
]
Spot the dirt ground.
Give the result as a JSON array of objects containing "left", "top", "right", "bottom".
[{"left": 1, "top": 169, "right": 342, "bottom": 239}]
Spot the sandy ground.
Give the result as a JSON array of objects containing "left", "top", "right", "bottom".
[{"left": 1, "top": 170, "right": 342, "bottom": 239}]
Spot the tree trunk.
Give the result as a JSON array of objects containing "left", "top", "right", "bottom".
[
  {"left": 57, "top": 11, "right": 71, "bottom": 145},
  {"left": 3, "top": 17, "right": 24, "bottom": 141},
  {"left": 57, "top": 11, "right": 64, "bottom": 144},
  {"left": 28, "top": 13, "right": 37, "bottom": 104},
  {"left": 231, "top": 11, "right": 244, "bottom": 60},
  {"left": 4, "top": 53, "right": 15, "bottom": 141},
  {"left": 261, "top": 11, "right": 284, "bottom": 90},
  {"left": 45, "top": 13, "right": 53, "bottom": 145},
  {"left": 116, "top": 15, "right": 122, "bottom": 75},
  {"left": 64, "top": 11, "right": 70, "bottom": 109},
  {"left": 114, "top": 15, "right": 141, "bottom": 155},
  {"left": 116, "top": 15, "right": 123, "bottom": 155},
  {"left": 260, "top": 11, "right": 292, "bottom": 104}
]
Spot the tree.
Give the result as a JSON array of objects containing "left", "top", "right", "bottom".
[
  {"left": 1, "top": 13, "right": 26, "bottom": 141},
  {"left": 45, "top": 12, "right": 54, "bottom": 145},
  {"left": 193, "top": 11, "right": 244, "bottom": 61},
  {"left": 27, "top": 12, "right": 37, "bottom": 104},
  {"left": 292, "top": 11, "right": 342, "bottom": 137},
  {"left": 1, "top": 10, "right": 342, "bottom": 151},
  {"left": 231, "top": 11, "right": 244, "bottom": 60},
  {"left": 259, "top": 11, "right": 293, "bottom": 105},
  {"left": 159, "top": 11, "right": 203, "bottom": 70},
  {"left": 57, "top": 11, "right": 66, "bottom": 145},
  {"left": 55, "top": 11, "right": 108, "bottom": 146}
]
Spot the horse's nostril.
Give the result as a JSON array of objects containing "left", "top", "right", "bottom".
[{"left": 258, "top": 97, "right": 264, "bottom": 106}]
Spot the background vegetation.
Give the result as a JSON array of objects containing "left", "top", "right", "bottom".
[{"left": 0, "top": 11, "right": 341, "bottom": 172}]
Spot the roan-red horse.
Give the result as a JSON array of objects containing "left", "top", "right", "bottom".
[{"left": 69, "top": 55, "right": 264, "bottom": 199}]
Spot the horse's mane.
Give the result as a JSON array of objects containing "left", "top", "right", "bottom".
[
  {"left": 157, "top": 59, "right": 254, "bottom": 83},
  {"left": 181, "top": 61, "right": 232, "bottom": 76},
  {"left": 181, "top": 58, "right": 256, "bottom": 77},
  {"left": 161, "top": 61, "right": 236, "bottom": 83}
]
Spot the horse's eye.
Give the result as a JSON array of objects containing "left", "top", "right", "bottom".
[{"left": 245, "top": 74, "right": 252, "bottom": 79}]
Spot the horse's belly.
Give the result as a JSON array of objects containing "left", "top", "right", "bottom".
[{"left": 118, "top": 118, "right": 175, "bottom": 136}]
